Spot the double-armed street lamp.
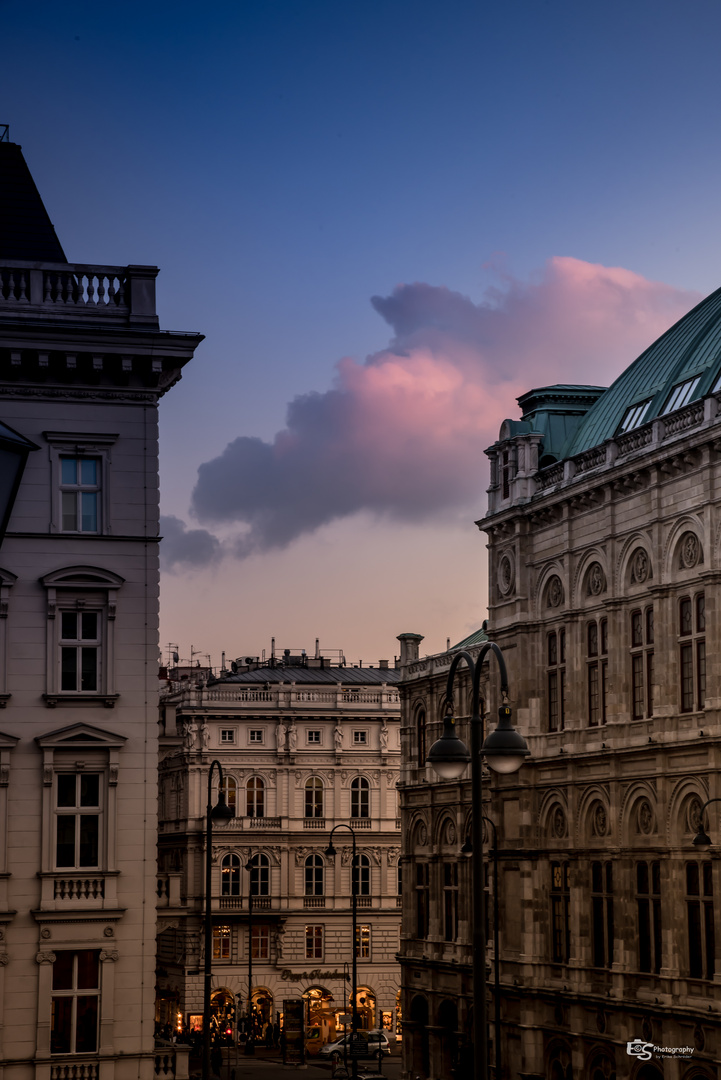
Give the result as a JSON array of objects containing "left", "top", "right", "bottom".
[
  {"left": 326, "top": 823, "right": 359, "bottom": 1079},
  {"left": 203, "top": 761, "right": 234, "bottom": 1080},
  {"left": 462, "top": 814, "right": 501, "bottom": 1080},
  {"left": 426, "top": 642, "right": 530, "bottom": 1080}
]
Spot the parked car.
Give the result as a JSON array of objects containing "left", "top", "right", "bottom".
[{"left": 318, "top": 1030, "right": 391, "bottom": 1062}]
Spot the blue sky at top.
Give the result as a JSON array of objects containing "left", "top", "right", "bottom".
[{"left": 4, "top": 0, "right": 721, "bottom": 660}]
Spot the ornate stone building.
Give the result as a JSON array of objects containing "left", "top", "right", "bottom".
[
  {"left": 399, "top": 295, "right": 721, "bottom": 1078},
  {"left": 0, "top": 138, "right": 201, "bottom": 1080},
  {"left": 156, "top": 649, "right": 402, "bottom": 1046}
]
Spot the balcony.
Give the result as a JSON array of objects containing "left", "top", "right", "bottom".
[
  {"left": 303, "top": 897, "right": 326, "bottom": 908},
  {"left": 303, "top": 818, "right": 326, "bottom": 829},
  {"left": 215, "top": 895, "right": 272, "bottom": 911},
  {"left": 350, "top": 818, "right": 372, "bottom": 829},
  {"left": 0, "top": 261, "right": 159, "bottom": 328},
  {"left": 357, "top": 897, "right": 372, "bottom": 908}
]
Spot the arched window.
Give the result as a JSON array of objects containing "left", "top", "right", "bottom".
[
  {"left": 221, "top": 775, "right": 237, "bottom": 815},
  {"left": 247, "top": 776, "right": 265, "bottom": 818},
  {"left": 351, "top": 776, "right": 370, "bottom": 819},
  {"left": 221, "top": 853, "right": 241, "bottom": 896},
  {"left": 417, "top": 709, "right": 426, "bottom": 766},
  {"left": 353, "top": 853, "right": 371, "bottom": 896},
  {"left": 305, "top": 777, "right": 324, "bottom": 818},
  {"left": 305, "top": 854, "right": 324, "bottom": 896},
  {"left": 250, "top": 852, "right": 270, "bottom": 896}
]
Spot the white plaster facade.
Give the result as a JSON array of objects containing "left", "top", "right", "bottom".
[{"left": 0, "top": 140, "right": 201, "bottom": 1080}]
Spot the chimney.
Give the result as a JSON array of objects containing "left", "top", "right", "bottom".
[
  {"left": 396, "top": 633, "right": 424, "bottom": 667},
  {"left": 379, "top": 659, "right": 389, "bottom": 669}
]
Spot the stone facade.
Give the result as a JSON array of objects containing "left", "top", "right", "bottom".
[
  {"left": 399, "top": 318, "right": 721, "bottom": 1076},
  {"left": 0, "top": 141, "right": 201, "bottom": 1080},
  {"left": 156, "top": 654, "right": 402, "bottom": 1047}
]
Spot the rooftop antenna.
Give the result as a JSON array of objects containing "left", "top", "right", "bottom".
[
  {"left": 167, "top": 643, "right": 180, "bottom": 667},
  {"left": 0, "top": 125, "right": 9, "bottom": 143}
]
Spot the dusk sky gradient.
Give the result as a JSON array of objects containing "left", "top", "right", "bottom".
[{"left": 4, "top": 0, "right": 721, "bottom": 666}]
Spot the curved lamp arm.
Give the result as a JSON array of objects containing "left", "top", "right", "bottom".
[{"left": 692, "top": 796, "right": 721, "bottom": 846}]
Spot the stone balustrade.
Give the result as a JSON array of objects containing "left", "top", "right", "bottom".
[{"left": 0, "top": 260, "right": 159, "bottom": 327}]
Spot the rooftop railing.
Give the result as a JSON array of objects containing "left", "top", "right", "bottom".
[{"left": 0, "top": 260, "right": 159, "bottom": 327}]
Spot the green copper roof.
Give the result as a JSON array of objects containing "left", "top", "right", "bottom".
[
  {"left": 563, "top": 285, "right": 721, "bottom": 457},
  {"left": 451, "top": 624, "right": 489, "bottom": 650}
]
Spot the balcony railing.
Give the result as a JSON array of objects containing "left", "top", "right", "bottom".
[
  {"left": 51, "top": 1061, "right": 99, "bottom": 1080},
  {"left": 357, "top": 897, "right": 372, "bottom": 908},
  {"left": 303, "top": 896, "right": 326, "bottom": 908},
  {"left": 247, "top": 817, "right": 282, "bottom": 829},
  {"left": 303, "top": 818, "right": 326, "bottom": 829},
  {"left": 350, "top": 818, "right": 372, "bottom": 829},
  {"left": 0, "top": 261, "right": 159, "bottom": 327}
]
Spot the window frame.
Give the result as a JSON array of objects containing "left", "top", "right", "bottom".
[
  {"left": 213, "top": 925, "right": 232, "bottom": 961},
  {"left": 304, "top": 853, "right": 325, "bottom": 897},
  {"left": 306, "top": 729, "right": 321, "bottom": 745},
  {"left": 304, "top": 776, "right": 324, "bottom": 819},
  {"left": 686, "top": 860, "right": 715, "bottom": 980},
  {"left": 248, "top": 729, "right": 264, "bottom": 745},
  {"left": 590, "top": 861, "right": 614, "bottom": 969},
  {"left": 547, "top": 629, "right": 566, "bottom": 732},
  {"left": 44, "top": 431, "right": 118, "bottom": 537},
  {"left": 630, "top": 606, "right": 654, "bottom": 720},
  {"left": 350, "top": 776, "right": 370, "bottom": 819},
  {"left": 550, "top": 861, "right": 571, "bottom": 964},
  {"left": 587, "top": 618, "right": 608, "bottom": 727},
  {"left": 679, "top": 592, "right": 705, "bottom": 713},
  {"left": 636, "top": 860, "right": 662, "bottom": 974},
  {"left": 246, "top": 776, "right": 265, "bottom": 818},
  {"left": 352, "top": 853, "right": 371, "bottom": 897},
  {"left": 220, "top": 729, "right": 236, "bottom": 745},
  {"left": 50, "top": 949, "right": 101, "bottom": 1055},
  {"left": 54, "top": 771, "right": 102, "bottom": 870},
  {"left": 41, "top": 567, "right": 124, "bottom": 707},
  {"left": 355, "top": 924, "right": 371, "bottom": 960},
  {"left": 305, "top": 924, "right": 324, "bottom": 961},
  {"left": 352, "top": 730, "right": 368, "bottom": 745}
]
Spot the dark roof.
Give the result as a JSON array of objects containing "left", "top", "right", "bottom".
[
  {"left": 563, "top": 286, "right": 721, "bottom": 456},
  {"left": 0, "top": 141, "right": 67, "bottom": 262},
  {"left": 211, "top": 665, "right": 400, "bottom": 687}
]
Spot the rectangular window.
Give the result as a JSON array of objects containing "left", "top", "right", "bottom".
[
  {"left": 213, "top": 925, "right": 231, "bottom": 960},
  {"left": 591, "top": 862, "right": 614, "bottom": 968},
  {"left": 631, "top": 607, "right": 654, "bottom": 719},
  {"left": 415, "top": 862, "right": 429, "bottom": 938},
  {"left": 60, "top": 457, "right": 101, "bottom": 533},
  {"left": 587, "top": 619, "right": 608, "bottom": 727},
  {"left": 251, "top": 926, "right": 270, "bottom": 960},
  {"left": 249, "top": 730, "right": 264, "bottom": 744},
  {"left": 60, "top": 611, "right": 100, "bottom": 692},
  {"left": 547, "top": 629, "right": 565, "bottom": 732},
  {"left": 637, "top": 861, "right": 662, "bottom": 974},
  {"left": 679, "top": 593, "right": 705, "bottom": 712},
  {"left": 305, "top": 924, "right": 323, "bottom": 960},
  {"left": 355, "top": 924, "right": 371, "bottom": 959},
  {"left": 550, "top": 862, "right": 570, "bottom": 963},
  {"left": 307, "top": 730, "right": 321, "bottom": 744},
  {"left": 220, "top": 729, "right": 235, "bottom": 744},
  {"left": 686, "top": 861, "right": 714, "bottom": 979},
  {"left": 353, "top": 731, "right": 367, "bottom": 744},
  {"left": 55, "top": 773, "right": 100, "bottom": 869},
  {"left": 443, "top": 862, "right": 459, "bottom": 942},
  {"left": 51, "top": 950, "right": 100, "bottom": 1054}
]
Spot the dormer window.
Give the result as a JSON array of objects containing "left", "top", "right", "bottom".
[
  {"left": 620, "top": 400, "right": 652, "bottom": 433},
  {"left": 662, "top": 376, "right": 700, "bottom": 415}
]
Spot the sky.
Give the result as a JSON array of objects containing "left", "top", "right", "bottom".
[{"left": 3, "top": 0, "right": 721, "bottom": 667}]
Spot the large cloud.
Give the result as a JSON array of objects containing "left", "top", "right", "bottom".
[{"left": 185, "top": 257, "right": 700, "bottom": 561}]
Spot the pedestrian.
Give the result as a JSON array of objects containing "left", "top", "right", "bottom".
[
  {"left": 211, "top": 1046, "right": 222, "bottom": 1077},
  {"left": 272, "top": 1021, "right": 280, "bottom": 1048},
  {"left": 265, "top": 1022, "right": 273, "bottom": 1049}
]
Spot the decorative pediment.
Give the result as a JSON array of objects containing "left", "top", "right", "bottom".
[
  {"left": 40, "top": 566, "right": 125, "bottom": 589},
  {"left": 0, "top": 731, "right": 19, "bottom": 749},
  {"left": 35, "top": 722, "right": 127, "bottom": 750}
]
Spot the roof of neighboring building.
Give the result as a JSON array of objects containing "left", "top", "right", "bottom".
[
  {"left": 0, "top": 141, "right": 67, "bottom": 262},
  {"left": 563, "top": 286, "right": 721, "bottom": 456},
  {"left": 210, "top": 665, "right": 400, "bottom": 686},
  {"left": 450, "top": 625, "right": 489, "bottom": 650}
]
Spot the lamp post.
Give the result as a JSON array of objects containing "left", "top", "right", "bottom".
[
  {"left": 426, "top": 642, "right": 529, "bottom": 1080},
  {"left": 244, "top": 853, "right": 259, "bottom": 1055},
  {"left": 326, "top": 823, "right": 359, "bottom": 1080},
  {"left": 691, "top": 797, "right": 721, "bottom": 846},
  {"left": 203, "top": 760, "right": 234, "bottom": 1080}
]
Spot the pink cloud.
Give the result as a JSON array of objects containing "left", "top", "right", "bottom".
[{"left": 183, "top": 257, "right": 700, "bottom": 562}]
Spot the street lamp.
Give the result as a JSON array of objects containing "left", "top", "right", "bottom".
[
  {"left": 426, "top": 642, "right": 529, "bottom": 1080},
  {"left": 326, "top": 823, "right": 359, "bottom": 1079},
  {"left": 691, "top": 797, "right": 721, "bottom": 846},
  {"left": 203, "top": 760, "right": 234, "bottom": 1080},
  {"left": 463, "top": 815, "right": 501, "bottom": 1080},
  {"left": 244, "top": 853, "right": 259, "bottom": 1055}
]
